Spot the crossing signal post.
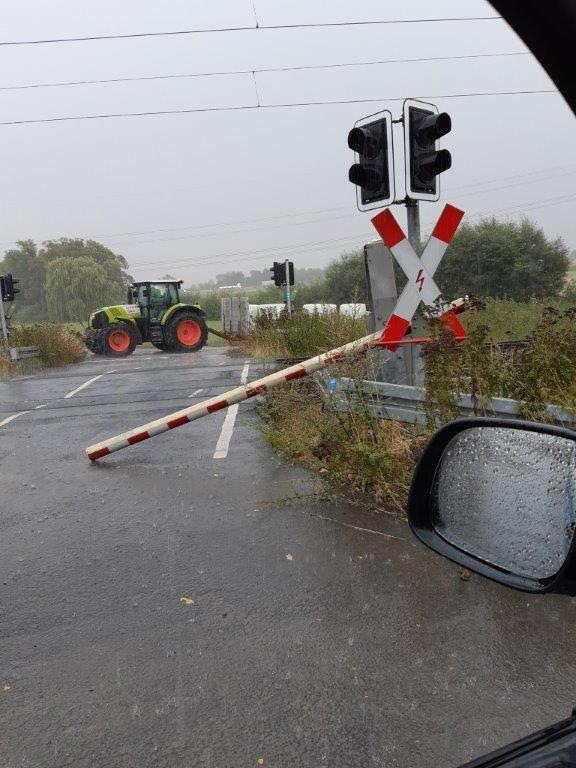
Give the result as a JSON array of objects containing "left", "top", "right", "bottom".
[
  {"left": 270, "top": 261, "right": 295, "bottom": 315},
  {"left": 347, "top": 109, "right": 394, "bottom": 212}
]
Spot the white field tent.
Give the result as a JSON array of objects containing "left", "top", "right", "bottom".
[
  {"left": 339, "top": 303, "right": 368, "bottom": 318},
  {"left": 302, "top": 303, "right": 338, "bottom": 314}
]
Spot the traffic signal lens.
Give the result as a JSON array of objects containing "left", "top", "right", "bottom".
[
  {"left": 347, "top": 127, "right": 382, "bottom": 158},
  {"left": 349, "top": 164, "right": 382, "bottom": 191},
  {"left": 414, "top": 111, "right": 452, "bottom": 146}
]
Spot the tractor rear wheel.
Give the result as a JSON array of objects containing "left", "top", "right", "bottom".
[
  {"left": 163, "top": 310, "right": 208, "bottom": 353},
  {"left": 98, "top": 324, "right": 137, "bottom": 357}
]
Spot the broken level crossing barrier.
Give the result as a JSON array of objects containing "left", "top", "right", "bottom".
[
  {"left": 86, "top": 203, "right": 465, "bottom": 461},
  {"left": 86, "top": 330, "right": 390, "bottom": 460}
]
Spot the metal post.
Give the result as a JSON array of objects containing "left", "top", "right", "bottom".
[
  {"left": 403, "top": 198, "right": 420, "bottom": 387},
  {"left": 285, "top": 259, "right": 292, "bottom": 316},
  {"left": 405, "top": 198, "right": 421, "bottom": 255},
  {"left": 0, "top": 299, "right": 9, "bottom": 348}
]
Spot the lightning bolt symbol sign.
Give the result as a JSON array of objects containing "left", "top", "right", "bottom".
[{"left": 415, "top": 268, "right": 425, "bottom": 292}]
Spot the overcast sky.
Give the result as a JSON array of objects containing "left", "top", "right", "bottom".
[{"left": 1, "top": 0, "right": 575, "bottom": 287}]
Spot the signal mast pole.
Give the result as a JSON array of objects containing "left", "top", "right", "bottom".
[
  {"left": 0, "top": 295, "right": 8, "bottom": 346},
  {"left": 405, "top": 198, "right": 421, "bottom": 255},
  {"left": 284, "top": 259, "right": 292, "bottom": 316}
]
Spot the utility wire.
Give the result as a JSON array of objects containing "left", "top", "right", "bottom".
[
  {"left": 130, "top": 190, "right": 576, "bottom": 270},
  {"left": 0, "top": 89, "right": 558, "bottom": 127},
  {"left": 0, "top": 16, "right": 502, "bottom": 46},
  {"left": 0, "top": 51, "right": 529, "bottom": 92},
  {"left": 92, "top": 205, "right": 353, "bottom": 241},
  {"left": 4, "top": 162, "right": 574, "bottom": 249}
]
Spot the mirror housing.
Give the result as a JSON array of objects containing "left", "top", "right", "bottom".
[
  {"left": 408, "top": 418, "right": 576, "bottom": 594},
  {"left": 460, "top": 709, "right": 576, "bottom": 768}
]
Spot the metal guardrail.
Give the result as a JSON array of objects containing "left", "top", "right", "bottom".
[
  {"left": 9, "top": 346, "right": 39, "bottom": 361},
  {"left": 332, "top": 378, "right": 576, "bottom": 427}
]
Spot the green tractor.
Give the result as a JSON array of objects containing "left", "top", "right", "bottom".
[{"left": 84, "top": 280, "right": 209, "bottom": 357}]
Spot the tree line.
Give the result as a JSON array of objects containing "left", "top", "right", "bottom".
[
  {"left": 0, "top": 239, "right": 132, "bottom": 322},
  {"left": 1, "top": 218, "right": 571, "bottom": 324},
  {"left": 188, "top": 218, "right": 572, "bottom": 319}
]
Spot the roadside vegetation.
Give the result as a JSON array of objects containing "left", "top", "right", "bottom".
[
  {"left": 0, "top": 323, "right": 85, "bottom": 378},
  {"left": 255, "top": 298, "right": 576, "bottom": 514},
  {"left": 259, "top": 369, "right": 425, "bottom": 515},
  {"left": 242, "top": 310, "right": 364, "bottom": 358}
]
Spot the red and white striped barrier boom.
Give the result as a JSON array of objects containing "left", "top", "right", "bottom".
[
  {"left": 86, "top": 204, "right": 464, "bottom": 461},
  {"left": 86, "top": 331, "right": 385, "bottom": 460}
]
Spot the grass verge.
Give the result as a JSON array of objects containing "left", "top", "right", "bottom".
[{"left": 259, "top": 371, "right": 427, "bottom": 515}]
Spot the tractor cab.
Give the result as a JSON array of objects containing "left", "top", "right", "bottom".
[{"left": 129, "top": 280, "right": 183, "bottom": 324}]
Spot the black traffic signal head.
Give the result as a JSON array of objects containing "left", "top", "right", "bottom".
[
  {"left": 0, "top": 273, "right": 20, "bottom": 302},
  {"left": 403, "top": 99, "right": 452, "bottom": 200},
  {"left": 347, "top": 109, "right": 394, "bottom": 211},
  {"left": 270, "top": 262, "right": 283, "bottom": 287},
  {"left": 270, "top": 262, "right": 294, "bottom": 287}
]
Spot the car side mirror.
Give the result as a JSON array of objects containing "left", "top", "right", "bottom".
[{"left": 407, "top": 418, "right": 576, "bottom": 594}]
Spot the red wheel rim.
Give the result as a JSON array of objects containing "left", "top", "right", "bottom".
[
  {"left": 108, "top": 329, "right": 131, "bottom": 352},
  {"left": 176, "top": 319, "right": 202, "bottom": 346}
]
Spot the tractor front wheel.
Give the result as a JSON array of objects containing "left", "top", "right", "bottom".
[
  {"left": 98, "top": 324, "right": 137, "bottom": 357},
  {"left": 163, "top": 311, "right": 208, "bottom": 353}
]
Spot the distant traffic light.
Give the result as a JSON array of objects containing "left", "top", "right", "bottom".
[
  {"left": 270, "top": 262, "right": 283, "bottom": 287},
  {"left": 347, "top": 109, "right": 394, "bottom": 211},
  {"left": 0, "top": 274, "right": 19, "bottom": 302},
  {"left": 403, "top": 98, "right": 452, "bottom": 200},
  {"left": 270, "top": 262, "right": 294, "bottom": 287}
]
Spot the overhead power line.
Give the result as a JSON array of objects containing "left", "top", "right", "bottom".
[
  {"left": 0, "top": 16, "right": 502, "bottom": 46},
  {"left": 4, "top": 162, "right": 575, "bottom": 249},
  {"left": 130, "top": 191, "right": 576, "bottom": 271},
  {"left": 129, "top": 233, "right": 371, "bottom": 271},
  {"left": 0, "top": 51, "right": 528, "bottom": 92},
  {"left": 0, "top": 89, "right": 558, "bottom": 127}
]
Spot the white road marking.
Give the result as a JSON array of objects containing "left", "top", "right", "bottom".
[
  {"left": 188, "top": 388, "right": 204, "bottom": 398},
  {"left": 64, "top": 374, "right": 105, "bottom": 399},
  {"left": 213, "top": 362, "right": 250, "bottom": 460},
  {"left": 0, "top": 411, "right": 30, "bottom": 427},
  {"left": 34, "top": 404, "right": 47, "bottom": 410}
]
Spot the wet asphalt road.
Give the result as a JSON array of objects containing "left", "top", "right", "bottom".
[{"left": 1, "top": 346, "right": 575, "bottom": 768}]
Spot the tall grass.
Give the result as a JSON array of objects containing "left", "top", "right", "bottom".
[
  {"left": 244, "top": 310, "right": 365, "bottom": 359},
  {"left": 259, "top": 376, "right": 424, "bottom": 514},
  {"left": 0, "top": 323, "right": 86, "bottom": 376},
  {"left": 461, "top": 297, "right": 576, "bottom": 340},
  {"left": 423, "top": 306, "right": 576, "bottom": 423}
]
